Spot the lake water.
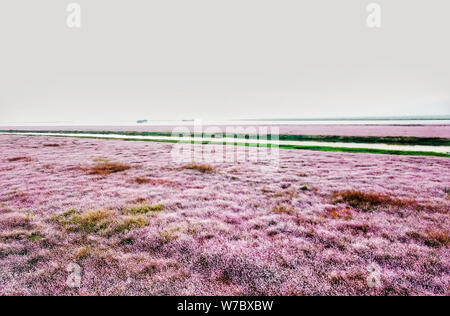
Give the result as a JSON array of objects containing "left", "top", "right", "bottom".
[{"left": 1, "top": 119, "right": 450, "bottom": 127}]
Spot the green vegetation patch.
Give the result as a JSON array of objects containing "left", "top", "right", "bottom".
[
  {"left": 2, "top": 130, "right": 449, "bottom": 158},
  {"left": 123, "top": 203, "right": 164, "bottom": 215},
  {"left": 2, "top": 129, "right": 449, "bottom": 146}
]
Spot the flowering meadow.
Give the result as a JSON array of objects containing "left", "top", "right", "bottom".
[{"left": 0, "top": 135, "right": 448, "bottom": 296}]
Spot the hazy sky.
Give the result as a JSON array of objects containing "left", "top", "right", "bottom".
[{"left": 0, "top": 0, "right": 449, "bottom": 123}]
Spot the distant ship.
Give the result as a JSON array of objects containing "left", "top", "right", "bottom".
[{"left": 136, "top": 120, "right": 148, "bottom": 124}]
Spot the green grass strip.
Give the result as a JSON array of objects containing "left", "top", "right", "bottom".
[
  {"left": 1, "top": 129, "right": 449, "bottom": 146},
  {"left": 5, "top": 132, "right": 448, "bottom": 158}
]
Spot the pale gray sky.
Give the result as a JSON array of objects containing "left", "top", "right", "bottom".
[{"left": 0, "top": 0, "right": 449, "bottom": 123}]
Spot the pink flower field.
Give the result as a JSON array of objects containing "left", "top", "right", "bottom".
[
  {"left": 2, "top": 124, "right": 450, "bottom": 138},
  {"left": 0, "top": 135, "right": 449, "bottom": 296}
]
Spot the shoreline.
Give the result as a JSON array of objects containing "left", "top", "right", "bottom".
[
  {"left": 2, "top": 131, "right": 450, "bottom": 158},
  {"left": 1, "top": 124, "right": 449, "bottom": 138},
  {"left": 2, "top": 129, "right": 450, "bottom": 145}
]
